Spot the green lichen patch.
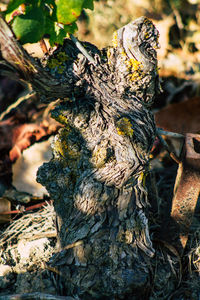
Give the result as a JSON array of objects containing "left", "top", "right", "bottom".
[
  {"left": 116, "top": 117, "right": 134, "bottom": 137},
  {"left": 91, "top": 140, "right": 115, "bottom": 169},
  {"left": 51, "top": 104, "right": 73, "bottom": 126},
  {"left": 138, "top": 171, "right": 147, "bottom": 187},
  {"left": 53, "top": 113, "right": 69, "bottom": 126},
  {"left": 47, "top": 51, "right": 69, "bottom": 74},
  {"left": 53, "top": 128, "right": 81, "bottom": 164},
  {"left": 91, "top": 147, "right": 107, "bottom": 168},
  {"left": 117, "top": 228, "right": 134, "bottom": 244}
]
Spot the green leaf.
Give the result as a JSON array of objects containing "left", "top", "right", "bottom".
[
  {"left": 49, "top": 26, "right": 67, "bottom": 46},
  {"left": 83, "top": 0, "right": 94, "bottom": 10},
  {"left": 6, "top": 0, "right": 38, "bottom": 14},
  {"left": 6, "top": 0, "right": 24, "bottom": 14},
  {"left": 55, "top": 0, "right": 84, "bottom": 24},
  {"left": 5, "top": 0, "right": 92, "bottom": 46},
  {"left": 64, "top": 23, "right": 78, "bottom": 34},
  {"left": 46, "top": 16, "right": 78, "bottom": 46},
  {"left": 12, "top": 6, "right": 45, "bottom": 44}
]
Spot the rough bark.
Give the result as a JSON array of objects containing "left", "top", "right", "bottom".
[{"left": 0, "top": 16, "right": 161, "bottom": 298}]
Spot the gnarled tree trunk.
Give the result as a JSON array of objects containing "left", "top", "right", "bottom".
[{"left": 0, "top": 16, "right": 161, "bottom": 299}]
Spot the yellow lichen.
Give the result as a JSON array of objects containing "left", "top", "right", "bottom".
[
  {"left": 54, "top": 129, "right": 81, "bottom": 163},
  {"left": 91, "top": 147, "right": 107, "bottom": 168},
  {"left": 107, "top": 48, "right": 111, "bottom": 59},
  {"left": 129, "top": 58, "right": 142, "bottom": 70},
  {"left": 47, "top": 51, "right": 68, "bottom": 74},
  {"left": 138, "top": 171, "right": 146, "bottom": 187},
  {"left": 120, "top": 49, "right": 127, "bottom": 57},
  {"left": 53, "top": 137, "right": 67, "bottom": 158},
  {"left": 67, "top": 145, "right": 81, "bottom": 160},
  {"left": 126, "top": 58, "right": 144, "bottom": 81},
  {"left": 91, "top": 141, "right": 114, "bottom": 168},
  {"left": 112, "top": 31, "right": 118, "bottom": 48},
  {"left": 120, "top": 49, "right": 144, "bottom": 81},
  {"left": 125, "top": 230, "right": 133, "bottom": 244},
  {"left": 144, "top": 18, "right": 153, "bottom": 27},
  {"left": 154, "top": 34, "right": 160, "bottom": 49},
  {"left": 57, "top": 65, "right": 65, "bottom": 74},
  {"left": 53, "top": 114, "right": 68, "bottom": 125},
  {"left": 107, "top": 48, "right": 112, "bottom": 65},
  {"left": 117, "top": 229, "right": 133, "bottom": 244},
  {"left": 116, "top": 117, "right": 134, "bottom": 137},
  {"left": 57, "top": 51, "right": 68, "bottom": 62},
  {"left": 47, "top": 58, "right": 62, "bottom": 69}
]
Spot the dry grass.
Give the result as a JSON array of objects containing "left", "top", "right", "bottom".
[{"left": 0, "top": 201, "right": 56, "bottom": 248}]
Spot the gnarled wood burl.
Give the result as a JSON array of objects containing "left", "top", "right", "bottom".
[{"left": 0, "top": 16, "right": 160, "bottom": 299}]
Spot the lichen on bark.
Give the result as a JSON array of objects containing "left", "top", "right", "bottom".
[
  {"left": 36, "top": 16, "right": 160, "bottom": 298},
  {"left": 0, "top": 15, "right": 161, "bottom": 299}
]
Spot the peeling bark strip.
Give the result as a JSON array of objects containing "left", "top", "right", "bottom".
[{"left": 0, "top": 16, "right": 160, "bottom": 298}]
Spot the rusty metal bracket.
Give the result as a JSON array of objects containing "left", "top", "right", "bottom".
[{"left": 171, "top": 133, "right": 200, "bottom": 254}]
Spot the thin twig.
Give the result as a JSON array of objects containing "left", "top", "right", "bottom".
[
  {"left": 70, "top": 34, "right": 96, "bottom": 65},
  {"left": 40, "top": 39, "right": 49, "bottom": 54},
  {"left": 0, "top": 91, "right": 35, "bottom": 121},
  {"left": 21, "top": 231, "right": 57, "bottom": 240},
  {"left": 63, "top": 240, "right": 83, "bottom": 250},
  {"left": 157, "top": 128, "right": 184, "bottom": 139},
  {"left": 157, "top": 134, "right": 181, "bottom": 164}
]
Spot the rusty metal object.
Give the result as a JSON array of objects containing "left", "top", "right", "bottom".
[
  {"left": 171, "top": 133, "right": 200, "bottom": 253},
  {"left": 185, "top": 134, "right": 200, "bottom": 170}
]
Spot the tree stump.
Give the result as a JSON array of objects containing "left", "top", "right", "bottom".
[{"left": 0, "top": 16, "right": 162, "bottom": 299}]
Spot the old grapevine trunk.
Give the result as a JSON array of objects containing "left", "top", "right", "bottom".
[{"left": 0, "top": 16, "right": 160, "bottom": 298}]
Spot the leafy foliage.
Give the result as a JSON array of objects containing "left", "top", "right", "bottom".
[{"left": 4, "top": 0, "right": 94, "bottom": 45}]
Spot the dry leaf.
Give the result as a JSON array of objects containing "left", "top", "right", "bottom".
[
  {"left": 155, "top": 97, "right": 200, "bottom": 134},
  {"left": 0, "top": 197, "right": 11, "bottom": 223}
]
